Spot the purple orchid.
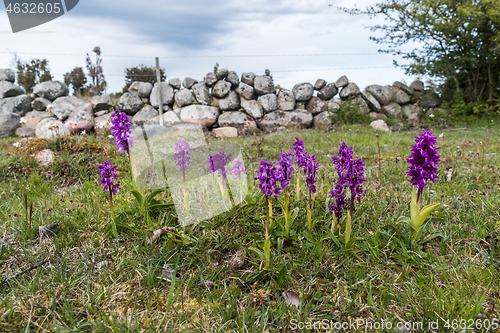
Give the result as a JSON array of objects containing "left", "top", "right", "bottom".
[
  {"left": 275, "top": 152, "right": 294, "bottom": 191},
  {"left": 291, "top": 137, "right": 307, "bottom": 168},
  {"left": 208, "top": 150, "right": 232, "bottom": 179},
  {"left": 110, "top": 110, "right": 135, "bottom": 155},
  {"left": 302, "top": 153, "right": 319, "bottom": 194},
  {"left": 407, "top": 130, "right": 440, "bottom": 191},
  {"left": 174, "top": 139, "right": 191, "bottom": 172},
  {"left": 257, "top": 160, "right": 280, "bottom": 200},
  {"left": 230, "top": 160, "right": 247, "bottom": 180},
  {"left": 97, "top": 161, "right": 121, "bottom": 195}
]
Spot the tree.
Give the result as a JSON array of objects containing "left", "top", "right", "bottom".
[
  {"left": 124, "top": 64, "right": 165, "bottom": 90},
  {"left": 64, "top": 67, "right": 87, "bottom": 96},
  {"left": 16, "top": 58, "right": 53, "bottom": 93},
  {"left": 86, "top": 46, "right": 107, "bottom": 96},
  {"left": 340, "top": 0, "right": 500, "bottom": 104}
]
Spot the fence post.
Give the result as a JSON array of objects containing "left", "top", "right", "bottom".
[{"left": 155, "top": 57, "right": 164, "bottom": 126}]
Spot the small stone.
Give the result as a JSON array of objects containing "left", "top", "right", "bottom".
[
  {"left": 31, "top": 97, "right": 51, "bottom": 111},
  {"left": 254, "top": 76, "right": 275, "bottom": 95},
  {"left": 370, "top": 119, "right": 390, "bottom": 132},
  {"left": 292, "top": 82, "right": 314, "bottom": 101},
  {"left": 39, "top": 223, "right": 58, "bottom": 238},
  {"left": 230, "top": 248, "right": 246, "bottom": 270},
  {"left": 317, "top": 83, "right": 338, "bottom": 100},
  {"left": 314, "top": 79, "right": 326, "bottom": 90},
  {"left": 213, "top": 126, "right": 238, "bottom": 138},
  {"left": 225, "top": 71, "right": 239, "bottom": 89},
  {"left": 168, "top": 78, "right": 181, "bottom": 89},
  {"left": 334, "top": 75, "right": 349, "bottom": 88},
  {"left": 241, "top": 72, "right": 256, "bottom": 86},
  {"left": 16, "top": 127, "right": 35, "bottom": 137},
  {"left": 182, "top": 77, "right": 198, "bottom": 89},
  {"left": 216, "top": 68, "right": 229, "bottom": 80},
  {"left": 204, "top": 72, "right": 218, "bottom": 87}
]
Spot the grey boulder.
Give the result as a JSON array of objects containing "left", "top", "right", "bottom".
[
  {"left": 150, "top": 82, "right": 175, "bottom": 108},
  {"left": 183, "top": 77, "right": 198, "bottom": 89},
  {"left": 218, "top": 91, "right": 240, "bottom": 111},
  {"left": 129, "top": 81, "right": 153, "bottom": 98},
  {"left": 35, "top": 118, "right": 70, "bottom": 138},
  {"left": 361, "top": 90, "right": 381, "bottom": 112},
  {"left": 314, "top": 79, "right": 326, "bottom": 90},
  {"left": 241, "top": 72, "right": 256, "bottom": 86},
  {"left": 258, "top": 109, "right": 313, "bottom": 131},
  {"left": 0, "top": 81, "right": 25, "bottom": 99},
  {"left": 51, "top": 96, "right": 86, "bottom": 121},
  {"left": 258, "top": 94, "right": 278, "bottom": 113},
  {"left": 421, "top": 90, "right": 441, "bottom": 108},
  {"left": 365, "top": 85, "right": 396, "bottom": 105},
  {"left": 132, "top": 105, "right": 159, "bottom": 124},
  {"left": 392, "top": 89, "right": 410, "bottom": 104},
  {"left": 32, "top": 97, "right": 52, "bottom": 111},
  {"left": 216, "top": 68, "right": 229, "bottom": 80},
  {"left": 218, "top": 111, "right": 257, "bottom": 133},
  {"left": 179, "top": 105, "right": 219, "bottom": 127},
  {"left": 144, "top": 111, "right": 181, "bottom": 127},
  {"left": 383, "top": 102, "right": 402, "bottom": 118},
  {"left": 91, "top": 95, "right": 114, "bottom": 112},
  {"left": 254, "top": 76, "right": 275, "bottom": 96},
  {"left": 292, "top": 83, "right": 314, "bottom": 101},
  {"left": 192, "top": 82, "right": 211, "bottom": 105},
  {"left": 335, "top": 75, "right": 349, "bottom": 88},
  {"left": 317, "top": 83, "right": 338, "bottom": 100},
  {"left": 306, "top": 96, "right": 325, "bottom": 115},
  {"left": 0, "top": 112, "right": 20, "bottom": 137},
  {"left": 278, "top": 89, "right": 295, "bottom": 111},
  {"left": 204, "top": 72, "right": 218, "bottom": 87},
  {"left": 351, "top": 96, "right": 370, "bottom": 114},
  {"left": 393, "top": 81, "right": 414, "bottom": 95},
  {"left": 175, "top": 88, "right": 195, "bottom": 107},
  {"left": 339, "top": 83, "right": 361, "bottom": 100},
  {"left": 241, "top": 99, "right": 263, "bottom": 119},
  {"left": 168, "top": 78, "right": 181, "bottom": 89},
  {"left": 212, "top": 80, "right": 231, "bottom": 99},
  {"left": 0, "top": 95, "right": 31, "bottom": 115},
  {"left": 64, "top": 103, "right": 94, "bottom": 134},
  {"left": 327, "top": 98, "right": 341, "bottom": 112},
  {"left": 409, "top": 80, "right": 424, "bottom": 92},
  {"left": 370, "top": 119, "right": 390, "bottom": 132},
  {"left": 33, "top": 81, "right": 68, "bottom": 101},
  {"left": 116, "top": 92, "right": 145, "bottom": 115},
  {"left": 235, "top": 82, "right": 255, "bottom": 100},
  {"left": 226, "top": 71, "right": 239, "bottom": 89},
  {"left": 312, "top": 111, "right": 335, "bottom": 129}
]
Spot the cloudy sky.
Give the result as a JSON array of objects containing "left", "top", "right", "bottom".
[{"left": 0, "top": 0, "right": 423, "bottom": 94}]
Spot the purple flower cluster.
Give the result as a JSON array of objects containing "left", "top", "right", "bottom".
[
  {"left": 328, "top": 142, "right": 366, "bottom": 219},
  {"left": 230, "top": 160, "right": 247, "bottom": 180},
  {"left": 274, "top": 152, "right": 294, "bottom": 191},
  {"left": 110, "top": 110, "right": 135, "bottom": 155},
  {"left": 257, "top": 160, "right": 280, "bottom": 199},
  {"left": 291, "top": 137, "right": 307, "bottom": 168},
  {"left": 302, "top": 153, "right": 319, "bottom": 194},
  {"left": 174, "top": 139, "right": 191, "bottom": 172},
  {"left": 97, "top": 161, "right": 121, "bottom": 195},
  {"left": 208, "top": 150, "right": 232, "bottom": 179},
  {"left": 407, "top": 130, "right": 440, "bottom": 190}
]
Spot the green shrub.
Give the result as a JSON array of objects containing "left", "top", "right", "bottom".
[{"left": 335, "top": 98, "right": 371, "bottom": 125}]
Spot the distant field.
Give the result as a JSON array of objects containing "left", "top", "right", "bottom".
[{"left": 1, "top": 123, "right": 500, "bottom": 332}]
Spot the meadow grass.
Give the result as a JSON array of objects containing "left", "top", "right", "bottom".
[{"left": 0, "top": 123, "right": 500, "bottom": 332}]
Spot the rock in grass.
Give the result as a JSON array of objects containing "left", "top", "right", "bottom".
[
  {"left": 35, "top": 149, "right": 54, "bottom": 167},
  {"left": 230, "top": 248, "right": 246, "bottom": 270},
  {"left": 39, "top": 223, "right": 58, "bottom": 238},
  {"left": 282, "top": 291, "right": 300, "bottom": 308},
  {"left": 370, "top": 119, "right": 390, "bottom": 132}
]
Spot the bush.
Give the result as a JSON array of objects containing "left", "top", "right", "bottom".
[{"left": 334, "top": 98, "right": 371, "bottom": 125}]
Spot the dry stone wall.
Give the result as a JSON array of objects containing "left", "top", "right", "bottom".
[{"left": 0, "top": 67, "right": 446, "bottom": 138}]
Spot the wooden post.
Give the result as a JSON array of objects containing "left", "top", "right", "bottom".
[{"left": 155, "top": 57, "right": 164, "bottom": 126}]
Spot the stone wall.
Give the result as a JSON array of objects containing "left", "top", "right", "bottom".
[{"left": 0, "top": 67, "right": 446, "bottom": 138}]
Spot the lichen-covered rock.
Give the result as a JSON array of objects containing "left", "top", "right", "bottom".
[
  {"left": 64, "top": 103, "right": 94, "bottom": 134},
  {"left": 312, "top": 111, "right": 335, "bottom": 129},
  {"left": 327, "top": 98, "right": 341, "bottom": 112},
  {"left": 361, "top": 90, "right": 381, "bottom": 112},
  {"left": 31, "top": 97, "right": 51, "bottom": 111},
  {"left": 421, "top": 90, "right": 441, "bottom": 108},
  {"left": 91, "top": 95, "right": 114, "bottom": 112},
  {"left": 393, "top": 81, "right": 414, "bottom": 95},
  {"left": 365, "top": 85, "right": 396, "bottom": 105},
  {"left": 144, "top": 111, "right": 181, "bottom": 127},
  {"left": 241, "top": 72, "right": 256, "bottom": 86},
  {"left": 392, "top": 89, "right": 410, "bottom": 104},
  {"left": 314, "top": 79, "right": 326, "bottom": 90},
  {"left": 339, "top": 83, "right": 361, "bottom": 100},
  {"left": 132, "top": 105, "right": 159, "bottom": 124},
  {"left": 94, "top": 113, "right": 112, "bottom": 132},
  {"left": 0, "top": 81, "right": 25, "bottom": 99},
  {"left": 292, "top": 83, "right": 314, "bottom": 101},
  {"left": 235, "top": 82, "right": 255, "bottom": 100},
  {"left": 192, "top": 82, "right": 211, "bottom": 105},
  {"left": 216, "top": 68, "right": 229, "bottom": 80},
  {"left": 0, "top": 69, "right": 15, "bottom": 83},
  {"left": 258, "top": 109, "right": 313, "bottom": 131},
  {"left": 370, "top": 119, "right": 390, "bottom": 132},
  {"left": 383, "top": 102, "right": 402, "bottom": 118},
  {"left": 258, "top": 94, "right": 278, "bottom": 113},
  {"left": 368, "top": 112, "right": 387, "bottom": 120},
  {"left": 218, "top": 111, "right": 257, "bottom": 133},
  {"left": 409, "top": 80, "right": 424, "bottom": 92},
  {"left": 150, "top": 82, "right": 175, "bottom": 108},
  {"left": 175, "top": 88, "right": 195, "bottom": 107},
  {"left": 0, "top": 112, "right": 20, "bottom": 137},
  {"left": 306, "top": 96, "right": 325, "bottom": 115},
  {"left": 33, "top": 81, "right": 68, "bottom": 101},
  {"left": 401, "top": 104, "right": 423, "bottom": 118},
  {"left": 129, "top": 81, "right": 153, "bottom": 98},
  {"left": 254, "top": 76, "right": 275, "bottom": 95},
  {"left": 0, "top": 94, "right": 31, "bottom": 115},
  {"left": 168, "top": 78, "right": 181, "bottom": 89},
  {"left": 35, "top": 118, "right": 70, "bottom": 138},
  {"left": 116, "top": 92, "right": 145, "bottom": 115},
  {"left": 351, "top": 96, "right": 370, "bottom": 114},
  {"left": 317, "top": 83, "right": 338, "bottom": 101},
  {"left": 179, "top": 105, "right": 219, "bottom": 127},
  {"left": 226, "top": 71, "right": 239, "bottom": 89},
  {"left": 51, "top": 96, "right": 86, "bottom": 120},
  {"left": 16, "top": 127, "right": 35, "bottom": 137},
  {"left": 204, "top": 72, "right": 218, "bottom": 87},
  {"left": 212, "top": 80, "right": 232, "bottom": 99},
  {"left": 241, "top": 99, "right": 263, "bottom": 119},
  {"left": 335, "top": 75, "right": 349, "bottom": 88},
  {"left": 218, "top": 91, "right": 240, "bottom": 111},
  {"left": 278, "top": 89, "right": 295, "bottom": 111},
  {"left": 182, "top": 77, "right": 198, "bottom": 89}
]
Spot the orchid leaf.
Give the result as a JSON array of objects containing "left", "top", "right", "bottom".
[
  {"left": 397, "top": 216, "right": 411, "bottom": 225},
  {"left": 345, "top": 211, "right": 352, "bottom": 245},
  {"left": 264, "top": 236, "right": 271, "bottom": 264},
  {"left": 249, "top": 246, "right": 266, "bottom": 261},
  {"left": 411, "top": 203, "right": 440, "bottom": 234},
  {"left": 131, "top": 190, "right": 144, "bottom": 210}
]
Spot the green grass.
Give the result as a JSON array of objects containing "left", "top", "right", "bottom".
[{"left": 1, "top": 123, "right": 500, "bottom": 332}]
